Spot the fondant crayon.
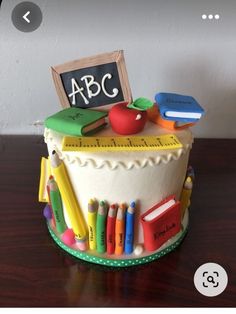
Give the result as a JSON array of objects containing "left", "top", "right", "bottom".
[
  {"left": 106, "top": 204, "right": 117, "bottom": 254},
  {"left": 124, "top": 201, "right": 135, "bottom": 254},
  {"left": 180, "top": 176, "right": 193, "bottom": 218},
  {"left": 50, "top": 150, "right": 87, "bottom": 248},
  {"left": 88, "top": 199, "right": 97, "bottom": 250},
  {"left": 49, "top": 176, "right": 67, "bottom": 234},
  {"left": 96, "top": 201, "right": 108, "bottom": 253},
  {"left": 115, "top": 204, "right": 126, "bottom": 255}
]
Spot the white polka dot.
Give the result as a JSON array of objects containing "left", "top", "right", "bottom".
[
  {"left": 215, "top": 14, "right": 220, "bottom": 20},
  {"left": 208, "top": 14, "right": 213, "bottom": 20},
  {"left": 202, "top": 14, "right": 207, "bottom": 20}
]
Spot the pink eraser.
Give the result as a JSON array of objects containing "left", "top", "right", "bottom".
[
  {"left": 75, "top": 239, "right": 87, "bottom": 251},
  {"left": 51, "top": 218, "right": 56, "bottom": 229},
  {"left": 61, "top": 229, "right": 75, "bottom": 246}
]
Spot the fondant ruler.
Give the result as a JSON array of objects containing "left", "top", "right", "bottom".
[{"left": 62, "top": 134, "right": 183, "bottom": 152}]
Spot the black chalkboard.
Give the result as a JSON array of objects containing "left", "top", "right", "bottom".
[
  {"left": 51, "top": 50, "right": 132, "bottom": 110},
  {"left": 60, "top": 62, "right": 124, "bottom": 108}
]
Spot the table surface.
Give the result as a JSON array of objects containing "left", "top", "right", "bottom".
[{"left": 0, "top": 135, "right": 235, "bottom": 307}]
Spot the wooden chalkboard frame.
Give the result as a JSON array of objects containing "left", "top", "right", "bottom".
[{"left": 51, "top": 50, "right": 132, "bottom": 109}]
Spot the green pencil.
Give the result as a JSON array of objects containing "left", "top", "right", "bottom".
[
  {"left": 49, "top": 176, "right": 67, "bottom": 234},
  {"left": 96, "top": 201, "right": 108, "bottom": 253}
]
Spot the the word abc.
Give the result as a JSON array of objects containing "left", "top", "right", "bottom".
[{"left": 68, "top": 74, "right": 119, "bottom": 105}]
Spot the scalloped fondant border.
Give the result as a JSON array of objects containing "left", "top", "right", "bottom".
[{"left": 44, "top": 128, "right": 193, "bottom": 170}]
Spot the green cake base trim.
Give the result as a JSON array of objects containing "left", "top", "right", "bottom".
[{"left": 47, "top": 219, "right": 189, "bottom": 267}]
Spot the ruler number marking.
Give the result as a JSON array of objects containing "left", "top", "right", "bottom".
[{"left": 62, "top": 135, "right": 182, "bottom": 151}]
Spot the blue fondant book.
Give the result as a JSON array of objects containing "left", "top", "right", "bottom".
[{"left": 155, "top": 93, "right": 205, "bottom": 122}]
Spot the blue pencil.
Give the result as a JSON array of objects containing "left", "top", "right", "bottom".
[{"left": 124, "top": 201, "right": 135, "bottom": 254}]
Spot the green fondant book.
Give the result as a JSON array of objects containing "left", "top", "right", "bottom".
[{"left": 45, "top": 107, "right": 108, "bottom": 136}]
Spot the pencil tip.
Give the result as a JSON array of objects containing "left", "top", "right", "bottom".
[
  {"left": 88, "top": 198, "right": 94, "bottom": 205},
  {"left": 130, "top": 201, "right": 136, "bottom": 208}
]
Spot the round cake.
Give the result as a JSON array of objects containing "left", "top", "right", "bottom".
[{"left": 42, "top": 121, "right": 193, "bottom": 266}]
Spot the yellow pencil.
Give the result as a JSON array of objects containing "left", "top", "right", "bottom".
[
  {"left": 88, "top": 199, "right": 97, "bottom": 250},
  {"left": 180, "top": 176, "right": 193, "bottom": 218},
  {"left": 50, "top": 150, "right": 87, "bottom": 249},
  {"left": 115, "top": 204, "right": 126, "bottom": 255}
]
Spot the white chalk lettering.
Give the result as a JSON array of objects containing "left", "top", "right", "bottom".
[
  {"left": 68, "top": 73, "right": 119, "bottom": 105},
  {"left": 81, "top": 75, "right": 101, "bottom": 99},
  {"left": 68, "top": 78, "right": 89, "bottom": 105},
  {"left": 101, "top": 73, "right": 119, "bottom": 98}
]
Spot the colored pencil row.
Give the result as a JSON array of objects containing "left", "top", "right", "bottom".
[{"left": 88, "top": 200, "right": 136, "bottom": 255}]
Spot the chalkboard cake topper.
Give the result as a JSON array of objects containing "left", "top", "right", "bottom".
[{"left": 51, "top": 50, "right": 132, "bottom": 110}]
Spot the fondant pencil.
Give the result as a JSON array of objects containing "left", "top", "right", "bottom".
[
  {"left": 180, "top": 176, "right": 193, "bottom": 218},
  {"left": 50, "top": 150, "right": 87, "bottom": 250},
  {"left": 124, "top": 201, "right": 135, "bottom": 254},
  {"left": 106, "top": 204, "right": 117, "bottom": 255},
  {"left": 96, "top": 201, "right": 108, "bottom": 253},
  {"left": 115, "top": 204, "right": 126, "bottom": 255},
  {"left": 46, "top": 178, "right": 56, "bottom": 228},
  {"left": 187, "top": 166, "right": 195, "bottom": 181},
  {"left": 48, "top": 176, "right": 67, "bottom": 234},
  {"left": 88, "top": 199, "right": 97, "bottom": 250}
]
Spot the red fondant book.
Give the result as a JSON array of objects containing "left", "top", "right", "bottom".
[{"left": 140, "top": 195, "right": 181, "bottom": 252}]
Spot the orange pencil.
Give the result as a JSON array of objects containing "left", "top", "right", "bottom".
[{"left": 115, "top": 204, "right": 126, "bottom": 255}]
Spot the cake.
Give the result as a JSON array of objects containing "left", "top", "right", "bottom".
[{"left": 38, "top": 51, "right": 202, "bottom": 267}]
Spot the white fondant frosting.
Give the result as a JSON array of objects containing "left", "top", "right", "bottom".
[{"left": 45, "top": 121, "right": 193, "bottom": 244}]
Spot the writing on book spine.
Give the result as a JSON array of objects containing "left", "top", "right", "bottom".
[{"left": 140, "top": 195, "right": 181, "bottom": 252}]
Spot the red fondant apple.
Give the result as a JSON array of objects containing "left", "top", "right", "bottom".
[{"left": 109, "top": 102, "right": 147, "bottom": 135}]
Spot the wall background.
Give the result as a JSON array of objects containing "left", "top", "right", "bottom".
[{"left": 0, "top": 0, "right": 236, "bottom": 137}]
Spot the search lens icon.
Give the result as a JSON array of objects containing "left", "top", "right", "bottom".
[
  {"left": 194, "top": 263, "right": 228, "bottom": 297},
  {"left": 207, "top": 275, "right": 215, "bottom": 284}
]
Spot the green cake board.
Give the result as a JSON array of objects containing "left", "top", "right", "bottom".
[{"left": 47, "top": 209, "right": 189, "bottom": 267}]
